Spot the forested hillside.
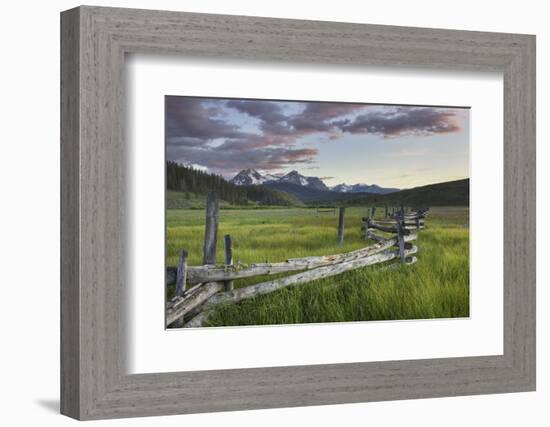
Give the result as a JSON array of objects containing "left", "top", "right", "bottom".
[
  {"left": 167, "top": 161, "right": 248, "bottom": 204},
  {"left": 166, "top": 162, "right": 303, "bottom": 207},
  {"left": 343, "top": 178, "right": 470, "bottom": 207}
]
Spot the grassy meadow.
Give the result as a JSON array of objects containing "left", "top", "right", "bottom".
[{"left": 166, "top": 205, "right": 470, "bottom": 327}]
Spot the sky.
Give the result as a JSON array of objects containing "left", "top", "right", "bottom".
[{"left": 165, "top": 96, "right": 469, "bottom": 189}]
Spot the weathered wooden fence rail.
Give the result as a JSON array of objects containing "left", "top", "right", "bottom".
[
  {"left": 165, "top": 193, "right": 430, "bottom": 328},
  {"left": 362, "top": 207, "right": 429, "bottom": 263},
  {"left": 167, "top": 232, "right": 418, "bottom": 285}
]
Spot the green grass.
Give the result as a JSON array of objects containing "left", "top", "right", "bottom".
[{"left": 166, "top": 206, "right": 469, "bottom": 326}]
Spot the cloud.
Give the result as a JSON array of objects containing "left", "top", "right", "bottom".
[
  {"left": 226, "top": 100, "right": 287, "bottom": 125},
  {"left": 167, "top": 143, "right": 318, "bottom": 176},
  {"left": 166, "top": 97, "right": 326, "bottom": 174},
  {"left": 337, "top": 107, "right": 461, "bottom": 137},
  {"left": 165, "top": 97, "right": 464, "bottom": 176},
  {"left": 166, "top": 97, "right": 247, "bottom": 141},
  {"left": 289, "top": 103, "right": 364, "bottom": 132}
]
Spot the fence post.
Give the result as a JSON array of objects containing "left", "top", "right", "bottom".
[
  {"left": 224, "top": 234, "right": 234, "bottom": 292},
  {"left": 371, "top": 206, "right": 376, "bottom": 219},
  {"left": 203, "top": 191, "right": 219, "bottom": 265},
  {"left": 337, "top": 207, "right": 346, "bottom": 245},
  {"left": 364, "top": 217, "right": 371, "bottom": 239},
  {"left": 175, "top": 249, "right": 188, "bottom": 297},
  {"left": 385, "top": 205, "right": 388, "bottom": 218},
  {"left": 396, "top": 214, "right": 405, "bottom": 263},
  {"left": 174, "top": 249, "right": 188, "bottom": 327}
]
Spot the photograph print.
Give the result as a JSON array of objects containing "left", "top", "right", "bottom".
[{"left": 165, "top": 96, "right": 470, "bottom": 328}]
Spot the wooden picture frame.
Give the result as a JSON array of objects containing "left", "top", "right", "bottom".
[{"left": 60, "top": 6, "right": 536, "bottom": 420}]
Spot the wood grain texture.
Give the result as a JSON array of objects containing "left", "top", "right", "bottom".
[
  {"left": 177, "top": 243, "right": 417, "bottom": 326},
  {"left": 223, "top": 234, "right": 234, "bottom": 292},
  {"left": 60, "top": 5, "right": 536, "bottom": 420},
  {"left": 203, "top": 192, "right": 219, "bottom": 265},
  {"left": 203, "top": 245, "right": 418, "bottom": 307},
  {"left": 166, "top": 282, "right": 224, "bottom": 326},
  {"left": 175, "top": 249, "right": 188, "bottom": 297},
  {"left": 169, "top": 233, "right": 417, "bottom": 284},
  {"left": 60, "top": 7, "right": 80, "bottom": 419},
  {"left": 178, "top": 242, "right": 419, "bottom": 325},
  {"left": 337, "top": 207, "right": 345, "bottom": 245}
]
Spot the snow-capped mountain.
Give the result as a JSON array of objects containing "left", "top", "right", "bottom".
[
  {"left": 331, "top": 183, "right": 399, "bottom": 195},
  {"left": 230, "top": 169, "right": 397, "bottom": 194},
  {"left": 279, "top": 171, "right": 329, "bottom": 191},
  {"left": 230, "top": 169, "right": 280, "bottom": 186},
  {"left": 231, "top": 169, "right": 329, "bottom": 191},
  {"left": 331, "top": 183, "right": 355, "bottom": 193}
]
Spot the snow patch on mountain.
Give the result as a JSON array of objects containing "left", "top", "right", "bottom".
[
  {"left": 331, "top": 183, "right": 400, "bottom": 194},
  {"left": 230, "top": 169, "right": 276, "bottom": 186},
  {"left": 230, "top": 169, "right": 398, "bottom": 194}
]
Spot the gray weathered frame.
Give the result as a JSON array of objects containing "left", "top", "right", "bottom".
[{"left": 60, "top": 5, "right": 536, "bottom": 420}]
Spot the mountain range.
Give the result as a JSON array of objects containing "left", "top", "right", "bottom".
[
  {"left": 331, "top": 183, "right": 399, "bottom": 194},
  {"left": 230, "top": 169, "right": 281, "bottom": 186},
  {"left": 168, "top": 161, "right": 468, "bottom": 207},
  {"left": 230, "top": 169, "right": 399, "bottom": 195}
]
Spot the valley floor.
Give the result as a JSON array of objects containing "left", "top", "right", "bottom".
[{"left": 166, "top": 206, "right": 470, "bottom": 326}]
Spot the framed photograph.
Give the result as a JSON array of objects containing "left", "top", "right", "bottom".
[
  {"left": 163, "top": 95, "right": 470, "bottom": 329},
  {"left": 61, "top": 6, "right": 536, "bottom": 420}
]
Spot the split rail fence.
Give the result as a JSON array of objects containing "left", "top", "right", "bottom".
[{"left": 166, "top": 192, "right": 429, "bottom": 328}]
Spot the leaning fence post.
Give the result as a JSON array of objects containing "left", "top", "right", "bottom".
[
  {"left": 203, "top": 191, "right": 219, "bottom": 265},
  {"left": 175, "top": 249, "right": 188, "bottom": 297},
  {"left": 371, "top": 206, "right": 376, "bottom": 219},
  {"left": 224, "top": 234, "right": 234, "bottom": 292},
  {"left": 337, "top": 207, "right": 346, "bottom": 245}
]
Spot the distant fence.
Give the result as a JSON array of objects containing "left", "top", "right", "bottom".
[
  {"left": 362, "top": 206, "right": 429, "bottom": 263},
  {"left": 166, "top": 192, "right": 429, "bottom": 328},
  {"left": 363, "top": 204, "right": 416, "bottom": 220},
  {"left": 316, "top": 207, "right": 336, "bottom": 216},
  {"left": 335, "top": 204, "right": 418, "bottom": 246}
]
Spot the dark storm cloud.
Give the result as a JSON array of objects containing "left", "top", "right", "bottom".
[
  {"left": 337, "top": 107, "right": 461, "bottom": 137},
  {"left": 226, "top": 100, "right": 288, "bottom": 125},
  {"left": 227, "top": 99, "right": 363, "bottom": 135},
  {"left": 289, "top": 103, "right": 364, "bottom": 131},
  {"left": 166, "top": 97, "right": 247, "bottom": 140}
]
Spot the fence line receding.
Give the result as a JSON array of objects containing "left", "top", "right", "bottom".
[{"left": 166, "top": 194, "right": 429, "bottom": 328}]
